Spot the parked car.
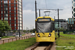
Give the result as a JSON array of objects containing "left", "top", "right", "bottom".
[
  {"left": 15, "top": 33, "right": 22, "bottom": 37},
  {"left": 31, "top": 33, "right": 35, "bottom": 36},
  {"left": 0, "top": 37, "right": 1, "bottom": 40}
]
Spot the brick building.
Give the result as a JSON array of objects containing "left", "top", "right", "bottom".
[{"left": 0, "top": 0, "right": 23, "bottom": 30}]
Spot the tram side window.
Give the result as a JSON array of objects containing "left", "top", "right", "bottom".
[
  {"left": 50, "top": 23, "right": 53, "bottom": 31},
  {"left": 53, "top": 22, "right": 55, "bottom": 30},
  {"left": 51, "top": 22, "right": 54, "bottom": 31}
]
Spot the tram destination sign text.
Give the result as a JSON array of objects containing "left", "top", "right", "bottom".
[{"left": 38, "top": 18, "right": 51, "bottom": 21}]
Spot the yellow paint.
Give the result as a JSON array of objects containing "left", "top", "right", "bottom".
[
  {"left": 35, "top": 30, "right": 55, "bottom": 42},
  {"left": 35, "top": 16, "right": 55, "bottom": 42},
  {"left": 35, "top": 16, "right": 54, "bottom": 21}
]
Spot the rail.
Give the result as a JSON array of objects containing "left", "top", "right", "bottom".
[{"left": 31, "top": 42, "right": 53, "bottom": 50}]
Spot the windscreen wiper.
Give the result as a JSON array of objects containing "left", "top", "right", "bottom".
[
  {"left": 37, "top": 24, "right": 44, "bottom": 34},
  {"left": 37, "top": 27, "right": 44, "bottom": 34}
]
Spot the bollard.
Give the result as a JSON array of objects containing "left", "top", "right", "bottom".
[
  {"left": 16, "top": 38, "right": 17, "bottom": 41},
  {"left": 22, "top": 37, "right": 23, "bottom": 40},
  {"left": 3, "top": 40, "right": 4, "bottom": 44},
  {"left": 0, "top": 37, "right": 1, "bottom": 40},
  {"left": 19, "top": 37, "right": 20, "bottom": 40},
  {"left": 28, "top": 36, "right": 29, "bottom": 38},
  {"left": 26, "top": 36, "right": 27, "bottom": 39},
  {"left": 24, "top": 37, "right": 25, "bottom": 39},
  {"left": 8, "top": 39, "right": 9, "bottom": 43},
  {"left": 12, "top": 38, "right": 13, "bottom": 41},
  {"left": 30, "top": 36, "right": 31, "bottom": 38}
]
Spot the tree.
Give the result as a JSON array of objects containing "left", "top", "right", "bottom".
[
  {"left": 23, "top": 30, "right": 26, "bottom": 33},
  {"left": 0, "top": 20, "right": 5, "bottom": 36},
  {"left": 59, "top": 27, "right": 66, "bottom": 31},
  {"left": 30, "top": 29, "right": 35, "bottom": 33},
  {"left": 3, "top": 21, "right": 11, "bottom": 31},
  {"left": 0, "top": 20, "right": 11, "bottom": 37}
]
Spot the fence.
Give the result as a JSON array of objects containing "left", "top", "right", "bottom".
[{"left": 0, "top": 36, "right": 35, "bottom": 44}]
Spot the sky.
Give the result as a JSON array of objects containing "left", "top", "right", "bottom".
[{"left": 23, "top": 0, "right": 72, "bottom": 30}]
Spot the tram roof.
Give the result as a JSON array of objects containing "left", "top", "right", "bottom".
[{"left": 35, "top": 16, "right": 54, "bottom": 21}]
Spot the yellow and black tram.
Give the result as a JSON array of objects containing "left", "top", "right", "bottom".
[{"left": 35, "top": 16, "right": 55, "bottom": 42}]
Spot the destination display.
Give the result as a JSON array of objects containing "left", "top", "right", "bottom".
[{"left": 38, "top": 18, "right": 51, "bottom": 21}]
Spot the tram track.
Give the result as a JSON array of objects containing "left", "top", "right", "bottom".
[{"left": 31, "top": 42, "right": 53, "bottom": 50}]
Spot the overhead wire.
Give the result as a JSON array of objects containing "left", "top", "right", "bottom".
[{"left": 45, "top": 0, "right": 47, "bottom": 9}]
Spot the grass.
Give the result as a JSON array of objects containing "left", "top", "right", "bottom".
[
  {"left": 22, "top": 34, "right": 25, "bottom": 36},
  {"left": 2, "top": 36, "right": 15, "bottom": 38},
  {"left": 55, "top": 32, "right": 75, "bottom": 50},
  {"left": 0, "top": 37, "right": 36, "bottom": 50},
  {"left": 55, "top": 32, "right": 58, "bottom": 38},
  {"left": 2, "top": 34, "right": 25, "bottom": 38},
  {"left": 55, "top": 32, "right": 75, "bottom": 38},
  {"left": 56, "top": 37, "right": 75, "bottom": 50},
  {"left": 60, "top": 32, "right": 75, "bottom": 38}
]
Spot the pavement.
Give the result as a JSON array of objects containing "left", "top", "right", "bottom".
[
  {"left": 1, "top": 33, "right": 31, "bottom": 40},
  {"left": 0, "top": 33, "right": 31, "bottom": 44}
]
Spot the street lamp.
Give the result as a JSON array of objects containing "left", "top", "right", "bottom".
[
  {"left": 19, "top": 14, "right": 20, "bottom": 37},
  {"left": 35, "top": 0, "right": 37, "bottom": 19}
]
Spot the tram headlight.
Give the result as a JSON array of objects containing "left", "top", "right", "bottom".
[
  {"left": 48, "top": 33, "right": 51, "bottom": 37},
  {"left": 37, "top": 34, "right": 40, "bottom": 37}
]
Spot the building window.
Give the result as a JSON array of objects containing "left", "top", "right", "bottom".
[
  {"left": 15, "top": 24, "right": 16, "bottom": 26},
  {"left": 4, "top": 1, "right": 8, "bottom": 3},
  {"left": 14, "top": 7, "right": 16, "bottom": 9},
  {"left": 4, "top": 4, "right": 8, "bottom": 7},
  {"left": 74, "top": 18, "right": 75, "bottom": 21},
  {"left": 9, "top": 15, "right": 11, "bottom": 17},
  {"left": 10, "top": 24, "right": 11, "bottom": 27},
  {"left": 72, "top": 11, "right": 73, "bottom": 14},
  {"left": 14, "top": 17, "right": 16, "bottom": 20},
  {"left": 1, "top": 5, "right": 3, "bottom": 7},
  {"left": 14, "top": 0, "right": 16, "bottom": 3},
  {"left": 73, "top": 3, "right": 75, "bottom": 7},
  {"left": 9, "top": 7, "right": 11, "bottom": 9},
  {"left": 10, "top": 17, "right": 11, "bottom": 20},
  {"left": 15, "top": 26, "right": 16, "bottom": 30},
  {"left": 74, "top": 0, "right": 75, "bottom": 1},
  {"left": 9, "top": 10, "right": 11, "bottom": 13},
  {"left": 6, "top": 8, "right": 8, "bottom": 10},
  {"left": 1, "top": 18, "right": 3, "bottom": 20},
  {"left": 4, "top": 18, "right": 8, "bottom": 20},
  {"left": 73, "top": 13, "right": 75, "bottom": 17},
  {"left": 4, "top": 11, "right": 6, "bottom": 13},
  {"left": 6, "top": 14, "right": 8, "bottom": 16},
  {"left": 1, "top": 11, "right": 3, "bottom": 14},
  {"left": 1, "top": 14, "right": 3, "bottom": 17},
  {"left": 1, "top": 1, "right": 2, "bottom": 2},
  {"left": 73, "top": 8, "right": 75, "bottom": 12},
  {"left": 14, "top": 14, "right": 16, "bottom": 16},
  {"left": 9, "top": 1, "right": 11, "bottom": 3},
  {"left": 1, "top": 8, "right": 3, "bottom": 10}
]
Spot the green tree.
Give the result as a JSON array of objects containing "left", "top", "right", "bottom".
[
  {"left": 3, "top": 21, "right": 11, "bottom": 31},
  {"left": 30, "top": 29, "right": 35, "bottom": 33},
  {"left": 59, "top": 27, "right": 66, "bottom": 31},
  {"left": 0, "top": 20, "right": 11, "bottom": 37},
  {"left": 23, "top": 30, "right": 26, "bottom": 33},
  {"left": 0, "top": 20, "right": 5, "bottom": 36}
]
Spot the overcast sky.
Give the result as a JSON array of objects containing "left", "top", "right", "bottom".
[{"left": 23, "top": 0, "right": 72, "bottom": 30}]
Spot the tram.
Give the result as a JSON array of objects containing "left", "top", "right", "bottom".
[{"left": 35, "top": 16, "right": 55, "bottom": 42}]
